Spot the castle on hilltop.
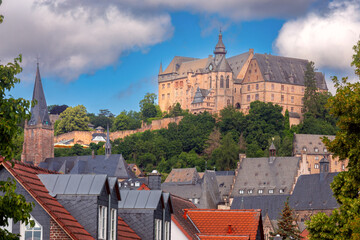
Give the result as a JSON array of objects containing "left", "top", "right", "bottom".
[{"left": 158, "top": 32, "right": 328, "bottom": 125}]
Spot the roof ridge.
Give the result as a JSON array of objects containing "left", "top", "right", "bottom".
[{"left": 2, "top": 159, "right": 59, "bottom": 174}]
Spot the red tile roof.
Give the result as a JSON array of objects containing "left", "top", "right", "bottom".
[
  {"left": 184, "top": 209, "right": 263, "bottom": 240},
  {"left": 301, "top": 228, "right": 309, "bottom": 240},
  {"left": 137, "top": 183, "right": 150, "bottom": 190},
  {"left": 0, "top": 159, "right": 93, "bottom": 240},
  {"left": 118, "top": 216, "right": 141, "bottom": 240},
  {"left": 198, "top": 235, "right": 250, "bottom": 240},
  {"left": 171, "top": 194, "right": 198, "bottom": 240}
]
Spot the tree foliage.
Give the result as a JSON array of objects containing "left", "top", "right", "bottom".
[
  {"left": 211, "top": 132, "right": 240, "bottom": 171},
  {"left": 306, "top": 40, "right": 360, "bottom": 239},
  {"left": 48, "top": 104, "right": 68, "bottom": 115},
  {"left": 55, "top": 105, "right": 90, "bottom": 135},
  {"left": 271, "top": 198, "right": 302, "bottom": 240}
]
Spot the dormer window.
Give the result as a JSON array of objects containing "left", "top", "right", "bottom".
[
  {"left": 324, "top": 148, "right": 327, "bottom": 153},
  {"left": 110, "top": 209, "right": 117, "bottom": 240},
  {"left": 248, "top": 189, "right": 253, "bottom": 194},
  {"left": 279, "top": 189, "right": 285, "bottom": 194},
  {"left": 239, "top": 190, "right": 244, "bottom": 194},
  {"left": 314, "top": 147, "right": 319, "bottom": 152},
  {"left": 98, "top": 206, "right": 108, "bottom": 239},
  {"left": 135, "top": 182, "right": 140, "bottom": 187},
  {"left": 268, "top": 189, "right": 274, "bottom": 194},
  {"left": 258, "top": 189, "right": 263, "bottom": 194},
  {"left": 303, "top": 147, "right": 307, "bottom": 152}
]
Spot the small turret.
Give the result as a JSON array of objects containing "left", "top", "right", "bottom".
[
  {"left": 319, "top": 156, "right": 329, "bottom": 181},
  {"left": 213, "top": 30, "right": 227, "bottom": 65},
  {"left": 269, "top": 141, "right": 276, "bottom": 164}
]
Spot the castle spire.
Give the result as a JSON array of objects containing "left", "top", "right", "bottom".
[
  {"left": 105, "top": 124, "right": 111, "bottom": 157},
  {"left": 214, "top": 30, "right": 227, "bottom": 55},
  {"left": 28, "top": 63, "right": 51, "bottom": 126},
  {"left": 159, "top": 62, "right": 163, "bottom": 75}
]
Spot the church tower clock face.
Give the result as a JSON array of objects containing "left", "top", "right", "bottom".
[{"left": 209, "top": 64, "right": 213, "bottom": 71}]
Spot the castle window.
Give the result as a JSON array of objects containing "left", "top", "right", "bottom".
[
  {"left": 235, "top": 88, "right": 236, "bottom": 93},
  {"left": 247, "top": 85, "right": 250, "bottom": 91},
  {"left": 180, "top": 81, "right": 183, "bottom": 88},
  {"left": 167, "top": 83, "right": 170, "bottom": 88},
  {"left": 256, "top": 84, "right": 259, "bottom": 90},
  {"left": 279, "top": 189, "right": 285, "bottom": 194},
  {"left": 314, "top": 147, "right": 319, "bottom": 152},
  {"left": 303, "top": 147, "right": 307, "bottom": 152},
  {"left": 281, "top": 85, "right": 284, "bottom": 91},
  {"left": 258, "top": 189, "right": 263, "bottom": 194},
  {"left": 248, "top": 189, "right": 253, "bottom": 194},
  {"left": 324, "top": 148, "right": 327, "bottom": 153},
  {"left": 268, "top": 189, "right": 274, "bottom": 194},
  {"left": 291, "top": 96, "right": 294, "bottom": 103},
  {"left": 302, "top": 88, "right": 304, "bottom": 93},
  {"left": 162, "top": 84, "right": 165, "bottom": 89},
  {"left": 314, "top": 163, "right": 319, "bottom": 169},
  {"left": 342, "top": 164, "right": 345, "bottom": 170},
  {"left": 227, "top": 99, "right": 231, "bottom": 106},
  {"left": 209, "top": 76, "right": 212, "bottom": 88},
  {"left": 271, "top": 94, "right": 274, "bottom": 101},
  {"left": 235, "top": 103, "right": 241, "bottom": 109},
  {"left": 247, "top": 95, "right": 250, "bottom": 102},
  {"left": 271, "top": 84, "right": 274, "bottom": 90},
  {"left": 226, "top": 76, "right": 229, "bottom": 88},
  {"left": 255, "top": 94, "right": 259, "bottom": 100},
  {"left": 248, "top": 69, "right": 252, "bottom": 74},
  {"left": 239, "top": 190, "right": 244, "bottom": 194},
  {"left": 162, "top": 94, "right": 165, "bottom": 100},
  {"left": 281, "top": 95, "right": 284, "bottom": 102},
  {"left": 220, "top": 76, "right": 224, "bottom": 88},
  {"left": 291, "top": 107, "right": 294, "bottom": 112},
  {"left": 291, "top": 86, "right": 294, "bottom": 92},
  {"left": 167, "top": 93, "right": 170, "bottom": 98},
  {"left": 255, "top": 69, "right": 257, "bottom": 73},
  {"left": 175, "top": 82, "right": 178, "bottom": 88},
  {"left": 315, "top": 156, "right": 319, "bottom": 161}
]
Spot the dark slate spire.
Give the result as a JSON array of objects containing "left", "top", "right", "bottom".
[
  {"left": 159, "top": 62, "right": 163, "bottom": 75},
  {"left": 214, "top": 31, "right": 227, "bottom": 55},
  {"left": 28, "top": 63, "right": 51, "bottom": 126},
  {"left": 105, "top": 124, "right": 111, "bottom": 157}
]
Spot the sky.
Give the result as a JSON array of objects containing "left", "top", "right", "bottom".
[{"left": 1, "top": 0, "right": 360, "bottom": 115}]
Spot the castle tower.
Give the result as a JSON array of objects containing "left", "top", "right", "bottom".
[
  {"left": 105, "top": 124, "right": 111, "bottom": 158},
  {"left": 21, "top": 63, "right": 54, "bottom": 165},
  {"left": 214, "top": 30, "right": 227, "bottom": 65}
]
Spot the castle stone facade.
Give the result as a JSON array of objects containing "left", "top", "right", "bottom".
[
  {"left": 21, "top": 64, "right": 54, "bottom": 165},
  {"left": 158, "top": 32, "right": 328, "bottom": 124}
]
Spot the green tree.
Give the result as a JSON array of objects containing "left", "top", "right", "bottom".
[
  {"left": 55, "top": 105, "right": 90, "bottom": 135},
  {"left": 306, "top": 40, "right": 360, "bottom": 239},
  {"left": 271, "top": 198, "right": 302, "bottom": 240},
  {"left": 48, "top": 104, "right": 68, "bottom": 115},
  {"left": 303, "top": 61, "right": 318, "bottom": 116},
  {"left": 212, "top": 132, "right": 240, "bottom": 170}
]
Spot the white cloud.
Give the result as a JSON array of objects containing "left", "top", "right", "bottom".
[
  {"left": 0, "top": 0, "right": 173, "bottom": 81},
  {"left": 275, "top": 0, "right": 360, "bottom": 72}
]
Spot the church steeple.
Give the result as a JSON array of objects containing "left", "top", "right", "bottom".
[
  {"left": 28, "top": 63, "right": 51, "bottom": 126},
  {"left": 105, "top": 124, "right": 111, "bottom": 157},
  {"left": 214, "top": 30, "right": 227, "bottom": 56}
]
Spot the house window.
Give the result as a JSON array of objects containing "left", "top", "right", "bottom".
[
  {"left": 247, "top": 95, "right": 250, "bottom": 102},
  {"left": 268, "top": 189, "right": 274, "bottom": 194},
  {"left": 314, "top": 163, "right": 319, "bottom": 169},
  {"left": 291, "top": 96, "right": 294, "bottom": 103},
  {"left": 98, "top": 206, "right": 107, "bottom": 239},
  {"left": 281, "top": 85, "right": 284, "bottom": 91},
  {"left": 255, "top": 94, "right": 259, "bottom": 100},
  {"left": 271, "top": 84, "right": 274, "bottom": 90},
  {"left": 281, "top": 95, "right": 284, "bottom": 102},
  {"left": 247, "top": 85, "right": 250, "bottom": 91},
  {"left": 110, "top": 209, "right": 117, "bottom": 240},
  {"left": 226, "top": 76, "right": 230, "bottom": 88},
  {"left": 256, "top": 84, "right": 259, "bottom": 90},
  {"left": 248, "top": 189, "right": 253, "bottom": 194},
  {"left": 271, "top": 94, "right": 274, "bottom": 101},
  {"left": 165, "top": 221, "right": 170, "bottom": 240},
  {"left": 20, "top": 216, "right": 42, "bottom": 240},
  {"left": 258, "top": 189, "right": 263, "bottom": 194},
  {"left": 155, "top": 219, "right": 162, "bottom": 240}
]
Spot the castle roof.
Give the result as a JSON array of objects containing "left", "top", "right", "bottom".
[
  {"left": 254, "top": 53, "right": 327, "bottom": 89},
  {"left": 28, "top": 64, "right": 51, "bottom": 126},
  {"left": 293, "top": 133, "right": 335, "bottom": 155},
  {"left": 216, "top": 56, "right": 232, "bottom": 72},
  {"left": 214, "top": 32, "right": 227, "bottom": 55},
  {"left": 227, "top": 52, "right": 252, "bottom": 79},
  {"left": 161, "top": 56, "right": 199, "bottom": 75}
]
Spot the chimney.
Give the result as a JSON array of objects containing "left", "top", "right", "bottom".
[{"left": 148, "top": 170, "right": 162, "bottom": 190}]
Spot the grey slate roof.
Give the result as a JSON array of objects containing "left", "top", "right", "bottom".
[
  {"left": 228, "top": 52, "right": 251, "bottom": 78},
  {"left": 214, "top": 32, "right": 226, "bottom": 55},
  {"left": 28, "top": 64, "right": 51, "bottom": 126},
  {"left": 293, "top": 134, "right": 335, "bottom": 155},
  {"left": 162, "top": 170, "right": 220, "bottom": 209},
  {"left": 231, "top": 195, "right": 290, "bottom": 220},
  {"left": 38, "top": 174, "right": 108, "bottom": 196},
  {"left": 40, "top": 154, "right": 136, "bottom": 179},
  {"left": 215, "top": 171, "right": 235, "bottom": 201},
  {"left": 231, "top": 156, "right": 300, "bottom": 197},
  {"left": 192, "top": 88, "right": 210, "bottom": 104},
  {"left": 216, "top": 56, "right": 232, "bottom": 72},
  {"left": 118, "top": 190, "right": 163, "bottom": 209},
  {"left": 289, "top": 173, "right": 339, "bottom": 211},
  {"left": 254, "top": 54, "right": 327, "bottom": 90}
]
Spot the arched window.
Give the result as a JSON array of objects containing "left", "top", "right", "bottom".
[
  {"left": 220, "top": 75, "right": 224, "bottom": 88},
  {"left": 227, "top": 99, "right": 231, "bottom": 106},
  {"left": 226, "top": 76, "right": 230, "bottom": 88},
  {"left": 209, "top": 76, "right": 212, "bottom": 89},
  {"left": 235, "top": 103, "right": 241, "bottom": 109}
]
